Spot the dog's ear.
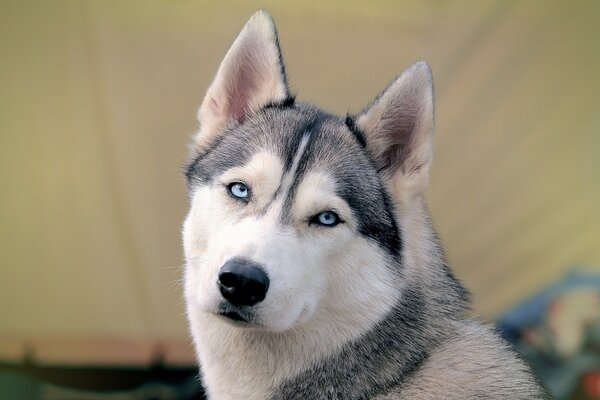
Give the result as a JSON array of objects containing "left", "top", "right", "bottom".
[
  {"left": 195, "top": 11, "right": 290, "bottom": 149},
  {"left": 356, "top": 62, "right": 434, "bottom": 199}
]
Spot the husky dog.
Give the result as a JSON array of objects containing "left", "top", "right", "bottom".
[{"left": 183, "top": 11, "right": 545, "bottom": 400}]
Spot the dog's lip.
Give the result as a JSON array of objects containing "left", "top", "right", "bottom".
[
  {"left": 216, "top": 303, "right": 255, "bottom": 325},
  {"left": 218, "top": 309, "right": 248, "bottom": 322}
]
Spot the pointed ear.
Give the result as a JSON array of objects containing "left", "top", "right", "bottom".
[
  {"left": 356, "top": 62, "right": 435, "bottom": 198},
  {"left": 195, "top": 11, "right": 290, "bottom": 149}
]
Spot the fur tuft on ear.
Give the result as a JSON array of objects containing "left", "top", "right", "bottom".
[
  {"left": 356, "top": 62, "right": 435, "bottom": 198},
  {"left": 195, "top": 11, "right": 290, "bottom": 149}
]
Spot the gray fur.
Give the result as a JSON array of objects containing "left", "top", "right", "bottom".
[
  {"left": 186, "top": 104, "right": 401, "bottom": 257},
  {"left": 270, "top": 229, "right": 544, "bottom": 399},
  {"left": 183, "top": 11, "right": 547, "bottom": 400}
]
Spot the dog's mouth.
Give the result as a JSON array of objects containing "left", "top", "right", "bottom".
[
  {"left": 216, "top": 303, "right": 253, "bottom": 324},
  {"left": 219, "top": 310, "right": 247, "bottom": 322}
]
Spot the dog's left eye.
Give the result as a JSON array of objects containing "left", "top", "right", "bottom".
[
  {"left": 311, "top": 211, "right": 341, "bottom": 227},
  {"left": 228, "top": 182, "right": 250, "bottom": 200}
]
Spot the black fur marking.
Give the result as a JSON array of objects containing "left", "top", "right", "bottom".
[
  {"left": 186, "top": 104, "right": 402, "bottom": 260},
  {"left": 364, "top": 188, "right": 401, "bottom": 258},
  {"left": 337, "top": 179, "right": 401, "bottom": 259},
  {"left": 258, "top": 115, "right": 321, "bottom": 219},
  {"left": 263, "top": 96, "right": 296, "bottom": 110},
  {"left": 279, "top": 107, "right": 402, "bottom": 259},
  {"left": 281, "top": 116, "right": 318, "bottom": 171},
  {"left": 270, "top": 287, "right": 437, "bottom": 400},
  {"left": 380, "top": 188, "right": 403, "bottom": 257},
  {"left": 344, "top": 114, "right": 367, "bottom": 148},
  {"left": 279, "top": 119, "right": 322, "bottom": 222},
  {"left": 265, "top": 11, "right": 293, "bottom": 99}
]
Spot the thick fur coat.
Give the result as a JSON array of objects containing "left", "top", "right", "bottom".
[{"left": 182, "top": 11, "right": 546, "bottom": 400}]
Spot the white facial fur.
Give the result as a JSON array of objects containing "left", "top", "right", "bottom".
[
  {"left": 179, "top": 7, "right": 545, "bottom": 400},
  {"left": 183, "top": 144, "right": 404, "bottom": 399},
  {"left": 182, "top": 11, "right": 433, "bottom": 399},
  {"left": 183, "top": 149, "right": 400, "bottom": 330}
]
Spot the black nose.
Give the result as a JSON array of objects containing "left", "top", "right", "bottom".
[{"left": 218, "top": 259, "right": 269, "bottom": 307}]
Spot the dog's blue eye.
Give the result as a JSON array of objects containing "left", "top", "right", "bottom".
[
  {"left": 228, "top": 182, "right": 249, "bottom": 200},
  {"left": 313, "top": 211, "right": 340, "bottom": 227}
]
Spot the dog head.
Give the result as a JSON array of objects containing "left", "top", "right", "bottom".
[{"left": 183, "top": 11, "right": 435, "bottom": 332}]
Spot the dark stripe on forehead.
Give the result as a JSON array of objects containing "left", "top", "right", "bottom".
[
  {"left": 282, "top": 116, "right": 319, "bottom": 171},
  {"left": 257, "top": 114, "right": 320, "bottom": 217},
  {"left": 278, "top": 119, "right": 323, "bottom": 223}
]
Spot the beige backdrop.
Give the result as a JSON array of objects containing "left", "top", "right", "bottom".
[{"left": 1, "top": 0, "right": 599, "bottom": 365}]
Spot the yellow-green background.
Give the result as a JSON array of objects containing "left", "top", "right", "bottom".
[{"left": 1, "top": 0, "right": 599, "bottom": 364}]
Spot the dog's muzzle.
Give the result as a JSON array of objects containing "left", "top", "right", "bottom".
[{"left": 218, "top": 258, "right": 269, "bottom": 307}]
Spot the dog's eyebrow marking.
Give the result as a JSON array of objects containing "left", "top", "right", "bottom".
[
  {"left": 259, "top": 131, "right": 311, "bottom": 218},
  {"left": 278, "top": 132, "right": 311, "bottom": 200}
]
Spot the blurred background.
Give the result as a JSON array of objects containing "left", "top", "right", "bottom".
[{"left": 1, "top": 0, "right": 599, "bottom": 399}]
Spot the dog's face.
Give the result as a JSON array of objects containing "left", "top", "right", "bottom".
[
  {"left": 184, "top": 12, "right": 435, "bottom": 332},
  {"left": 184, "top": 108, "right": 402, "bottom": 331}
]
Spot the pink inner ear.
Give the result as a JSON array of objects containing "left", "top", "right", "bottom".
[
  {"left": 226, "top": 42, "right": 264, "bottom": 124},
  {"left": 209, "top": 97, "right": 221, "bottom": 118},
  {"left": 209, "top": 84, "right": 251, "bottom": 124},
  {"left": 230, "top": 90, "right": 250, "bottom": 122},
  {"left": 376, "top": 104, "right": 419, "bottom": 173},
  {"left": 203, "top": 22, "right": 287, "bottom": 128}
]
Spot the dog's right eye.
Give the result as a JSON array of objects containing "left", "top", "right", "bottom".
[
  {"left": 227, "top": 182, "right": 250, "bottom": 201},
  {"left": 309, "top": 211, "right": 342, "bottom": 228}
]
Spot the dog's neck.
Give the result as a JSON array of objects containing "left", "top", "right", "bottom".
[
  {"left": 192, "top": 284, "right": 465, "bottom": 400},
  {"left": 270, "top": 287, "right": 451, "bottom": 399},
  {"left": 270, "top": 220, "right": 469, "bottom": 399}
]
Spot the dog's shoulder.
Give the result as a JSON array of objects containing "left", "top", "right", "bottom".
[{"left": 377, "top": 321, "right": 548, "bottom": 400}]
